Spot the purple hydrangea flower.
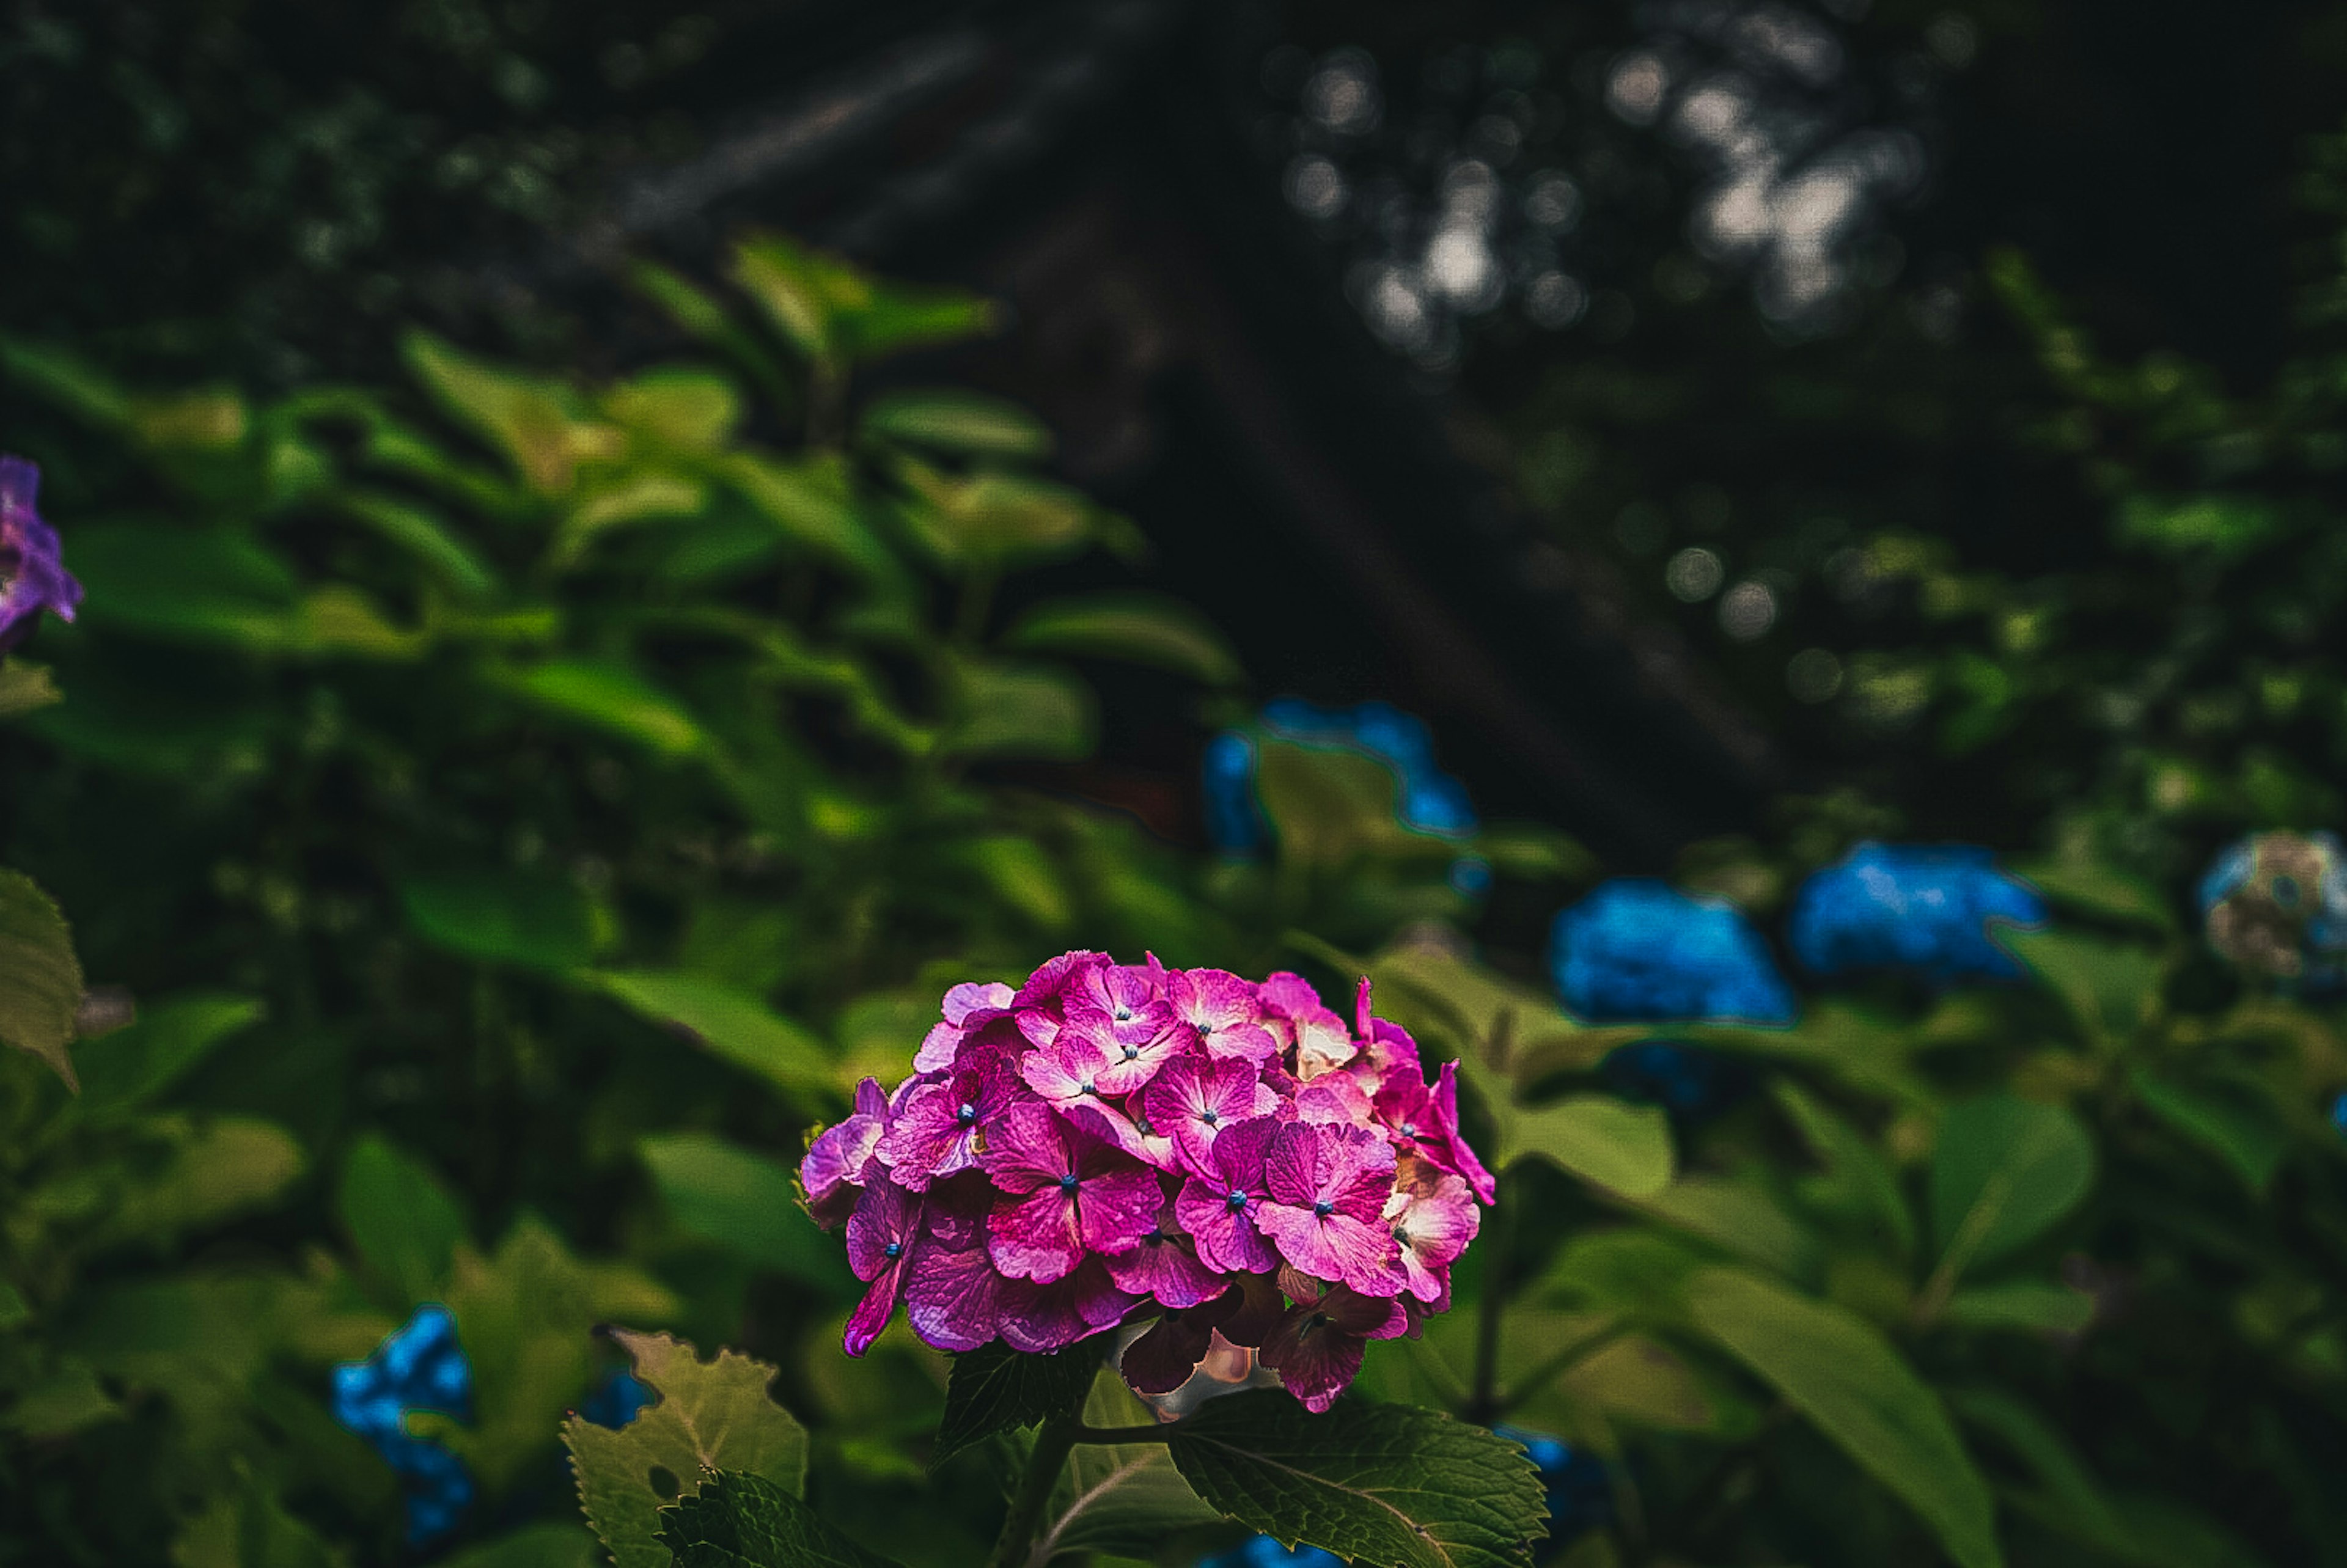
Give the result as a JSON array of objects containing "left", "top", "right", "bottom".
[{"left": 0, "top": 458, "right": 83, "bottom": 650}]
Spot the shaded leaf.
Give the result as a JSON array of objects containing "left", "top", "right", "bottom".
[
  {"left": 334, "top": 491, "right": 500, "bottom": 598},
  {"left": 439, "top": 1524, "right": 603, "bottom": 1568},
  {"left": 1164, "top": 1390, "right": 1549, "bottom": 1568},
  {"left": 103, "top": 1115, "right": 306, "bottom": 1243},
  {"left": 1684, "top": 1267, "right": 2002, "bottom": 1568},
  {"left": 1511, "top": 1096, "right": 1677, "bottom": 1197},
  {"left": 0, "top": 868, "right": 84, "bottom": 1088},
  {"left": 637, "top": 1133, "right": 858, "bottom": 1297},
  {"left": 1035, "top": 1376, "right": 1222, "bottom": 1563},
  {"left": 1929, "top": 1096, "right": 2095, "bottom": 1277},
  {"left": 1002, "top": 593, "right": 1244, "bottom": 687},
  {"left": 1255, "top": 742, "right": 1426, "bottom": 869},
  {"left": 588, "top": 972, "right": 832, "bottom": 1098},
  {"left": 400, "top": 871, "right": 607, "bottom": 971},
  {"left": 0, "top": 659, "right": 62, "bottom": 718},
  {"left": 1633, "top": 1178, "right": 1818, "bottom": 1280},
  {"left": 339, "top": 1134, "right": 471, "bottom": 1302},
  {"left": 1939, "top": 1283, "right": 2096, "bottom": 1335},
  {"left": 172, "top": 1476, "right": 347, "bottom": 1568},
  {"left": 563, "top": 1330, "right": 808, "bottom": 1568},
  {"left": 499, "top": 660, "right": 707, "bottom": 758},
  {"left": 62, "top": 526, "right": 298, "bottom": 648},
  {"left": 946, "top": 661, "right": 1095, "bottom": 761},
  {"left": 656, "top": 1470, "right": 904, "bottom": 1568},
  {"left": 934, "top": 1338, "right": 1106, "bottom": 1467},
  {"left": 405, "top": 332, "right": 620, "bottom": 496},
  {"left": 2000, "top": 929, "right": 2162, "bottom": 1048},
  {"left": 2129, "top": 1069, "right": 2288, "bottom": 1193},
  {"left": 2005, "top": 857, "right": 2176, "bottom": 934},
  {"left": 862, "top": 389, "right": 1050, "bottom": 458}
]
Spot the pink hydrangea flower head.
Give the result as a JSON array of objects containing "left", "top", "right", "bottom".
[
  {"left": 998, "top": 1259, "right": 1140, "bottom": 1354},
  {"left": 982, "top": 1102, "right": 1161, "bottom": 1284},
  {"left": 1144, "top": 1054, "right": 1280, "bottom": 1169},
  {"left": 876, "top": 1057, "right": 1018, "bottom": 1190},
  {"left": 1259, "top": 971, "right": 1355, "bottom": 1080},
  {"left": 843, "top": 1175, "right": 924, "bottom": 1355},
  {"left": 801, "top": 1077, "right": 891, "bottom": 1229},
  {"left": 1255, "top": 1122, "right": 1401, "bottom": 1297},
  {"left": 1259, "top": 1271, "right": 1411, "bottom": 1413},
  {"left": 1101, "top": 1196, "right": 1224, "bottom": 1308},
  {"left": 913, "top": 981, "right": 1017, "bottom": 1072},
  {"left": 1384, "top": 1154, "right": 1482, "bottom": 1304},
  {"left": 1174, "top": 1115, "right": 1282, "bottom": 1276},
  {"left": 1167, "top": 968, "right": 1279, "bottom": 1064}
]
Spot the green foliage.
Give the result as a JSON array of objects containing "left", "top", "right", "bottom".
[
  {"left": 656, "top": 1470, "right": 905, "bottom": 1568},
  {"left": 562, "top": 1331, "right": 807, "bottom": 1568},
  {"left": 933, "top": 1339, "right": 1107, "bottom": 1467},
  {"left": 0, "top": 867, "right": 84, "bottom": 1088},
  {"left": 1163, "top": 1390, "right": 1549, "bottom": 1568}
]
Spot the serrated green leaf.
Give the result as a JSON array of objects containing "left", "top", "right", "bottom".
[
  {"left": 1164, "top": 1391, "right": 1548, "bottom": 1568},
  {"left": 0, "top": 868, "right": 84, "bottom": 1088},
  {"left": 340, "top": 1134, "right": 471, "bottom": 1303},
  {"left": 400, "top": 871, "right": 608, "bottom": 970},
  {"left": 636, "top": 1134, "right": 857, "bottom": 1297},
  {"left": 499, "top": 659, "right": 707, "bottom": 757},
  {"left": 656, "top": 1470, "right": 905, "bottom": 1568},
  {"left": 1684, "top": 1267, "right": 2002, "bottom": 1568},
  {"left": 1029, "top": 1376, "right": 1223, "bottom": 1563},
  {"left": 933, "top": 1338, "right": 1107, "bottom": 1467},
  {"left": 1929, "top": 1096, "right": 2095, "bottom": 1278},
  {"left": 1002, "top": 594, "right": 1244, "bottom": 686},
  {"left": 862, "top": 389, "right": 1051, "bottom": 458},
  {"left": 564, "top": 1330, "right": 808, "bottom": 1568},
  {"left": 588, "top": 971, "right": 832, "bottom": 1097},
  {"left": 2128, "top": 1069, "right": 2288, "bottom": 1193},
  {"left": 72, "top": 991, "right": 265, "bottom": 1112}
]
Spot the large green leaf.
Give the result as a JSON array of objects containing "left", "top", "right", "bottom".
[
  {"left": 1001, "top": 594, "right": 1244, "bottom": 687},
  {"left": 1939, "top": 1283, "right": 2096, "bottom": 1335},
  {"left": 73, "top": 992, "right": 265, "bottom": 1112},
  {"left": 425, "top": 1218, "right": 604, "bottom": 1497},
  {"left": 334, "top": 491, "right": 500, "bottom": 598},
  {"left": 1684, "top": 1267, "right": 2002, "bottom": 1568},
  {"left": 636, "top": 1134, "right": 856, "bottom": 1297},
  {"left": 498, "top": 660, "right": 707, "bottom": 758},
  {"left": 933, "top": 1338, "right": 1108, "bottom": 1467},
  {"left": 1254, "top": 742, "right": 1427, "bottom": 868},
  {"left": 589, "top": 971, "right": 832, "bottom": 1097},
  {"left": 1928, "top": 1096, "right": 2095, "bottom": 1277},
  {"left": 946, "top": 661, "right": 1095, "bottom": 761},
  {"left": 1509, "top": 1096, "right": 1676, "bottom": 1197},
  {"left": 65, "top": 526, "right": 299, "bottom": 648},
  {"left": 339, "top": 1134, "right": 471, "bottom": 1302},
  {"left": 101, "top": 1115, "right": 306, "bottom": 1244},
  {"left": 400, "top": 871, "right": 608, "bottom": 971},
  {"left": 656, "top": 1470, "right": 905, "bottom": 1568},
  {"left": 0, "top": 868, "right": 84, "bottom": 1088},
  {"left": 563, "top": 1330, "right": 809, "bottom": 1568},
  {"left": 2128, "top": 1069, "right": 2288, "bottom": 1193},
  {"left": 1164, "top": 1391, "right": 1549, "bottom": 1568},
  {"left": 2000, "top": 929, "right": 2162, "bottom": 1048},
  {"left": 172, "top": 1477, "right": 348, "bottom": 1568},
  {"left": 1033, "top": 1376, "right": 1222, "bottom": 1563},
  {"left": 404, "top": 332, "right": 620, "bottom": 496},
  {"left": 1634, "top": 1177, "right": 1818, "bottom": 1280}
]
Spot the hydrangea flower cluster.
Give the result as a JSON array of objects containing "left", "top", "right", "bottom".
[
  {"left": 1203, "top": 699, "right": 1479, "bottom": 855},
  {"left": 2198, "top": 830, "right": 2347, "bottom": 992},
  {"left": 1548, "top": 879, "right": 1795, "bottom": 1025},
  {"left": 1787, "top": 841, "right": 2048, "bottom": 985},
  {"left": 330, "top": 1305, "right": 474, "bottom": 1547},
  {"left": 0, "top": 457, "right": 84, "bottom": 650},
  {"left": 800, "top": 953, "right": 1493, "bottom": 1412}
]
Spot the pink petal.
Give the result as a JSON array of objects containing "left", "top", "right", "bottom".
[
  {"left": 944, "top": 981, "right": 1016, "bottom": 1024},
  {"left": 845, "top": 1256, "right": 908, "bottom": 1356},
  {"left": 1176, "top": 1178, "right": 1278, "bottom": 1275},
  {"left": 987, "top": 1186, "right": 1085, "bottom": 1283},
  {"left": 980, "top": 1101, "right": 1074, "bottom": 1194},
  {"left": 904, "top": 1240, "right": 1004, "bottom": 1352}
]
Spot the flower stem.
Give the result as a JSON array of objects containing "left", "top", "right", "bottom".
[
  {"left": 1466, "top": 1162, "right": 1516, "bottom": 1427},
  {"left": 984, "top": 1405, "right": 1082, "bottom": 1568}
]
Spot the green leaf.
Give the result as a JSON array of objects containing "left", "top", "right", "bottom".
[
  {"left": 400, "top": 870, "right": 608, "bottom": 970},
  {"left": 1999, "top": 928, "right": 2162, "bottom": 1047},
  {"left": 2004, "top": 857, "right": 2176, "bottom": 934},
  {"left": 1510, "top": 1096, "right": 1677, "bottom": 1197},
  {"left": 1928, "top": 1096, "right": 2095, "bottom": 1277},
  {"left": 2128, "top": 1069, "right": 2288, "bottom": 1193},
  {"left": 946, "top": 661, "right": 1096, "bottom": 761},
  {"left": 656, "top": 1470, "right": 905, "bottom": 1568},
  {"left": 895, "top": 462, "right": 1095, "bottom": 565},
  {"left": 72, "top": 991, "right": 265, "bottom": 1112},
  {"left": 172, "top": 1476, "right": 348, "bottom": 1568},
  {"left": 1939, "top": 1283, "right": 2096, "bottom": 1335},
  {"left": 1683, "top": 1267, "right": 2002, "bottom": 1568},
  {"left": 601, "top": 369, "right": 741, "bottom": 452},
  {"left": 66, "top": 525, "right": 299, "bottom": 647},
  {"left": 404, "top": 332, "right": 620, "bottom": 495},
  {"left": 1255, "top": 742, "right": 1427, "bottom": 868},
  {"left": 339, "top": 1134, "right": 471, "bottom": 1302},
  {"left": 1035, "top": 1376, "right": 1224, "bottom": 1563},
  {"left": 1633, "top": 1177, "right": 1818, "bottom": 1280},
  {"left": 101, "top": 1115, "right": 306, "bottom": 1243},
  {"left": 563, "top": 1330, "right": 809, "bottom": 1568},
  {"left": 334, "top": 491, "right": 501, "bottom": 598},
  {"left": 1002, "top": 594, "right": 1245, "bottom": 686},
  {"left": 1, "top": 1358, "right": 124, "bottom": 1437},
  {"left": 1771, "top": 1080, "right": 1915, "bottom": 1258},
  {"left": 861, "top": 389, "right": 1051, "bottom": 458},
  {"left": 439, "top": 1523, "right": 603, "bottom": 1568},
  {"left": 1164, "top": 1390, "right": 1549, "bottom": 1568},
  {"left": 498, "top": 659, "right": 707, "bottom": 758},
  {"left": 636, "top": 1134, "right": 857, "bottom": 1297},
  {"left": 933, "top": 1338, "right": 1107, "bottom": 1467},
  {"left": 588, "top": 972, "right": 833, "bottom": 1098},
  {"left": 425, "top": 1218, "right": 604, "bottom": 1496},
  {"left": 0, "top": 868, "right": 84, "bottom": 1088},
  {"left": 0, "top": 659, "right": 62, "bottom": 718}
]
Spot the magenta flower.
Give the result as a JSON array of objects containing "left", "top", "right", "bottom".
[
  {"left": 1259, "top": 1273, "right": 1411, "bottom": 1413},
  {"left": 1174, "top": 1116, "right": 1282, "bottom": 1276},
  {"left": 1384, "top": 1155, "right": 1482, "bottom": 1305},
  {"left": 983, "top": 1102, "right": 1161, "bottom": 1284},
  {"left": 1255, "top": 1123, "right": 1400, "bottom": 1297},
  {"left": 903, "top": 1236, "right": 1004, "bottom": 1353},
  {"left": 1167, "top": 968, "right": 1279, "bottom": 1065},
  {"left": 1101, "top": 1198, "right": 1223, "bottom": 1308},
  {"left": 876, "top": 1058, "right": 1017, "bottom": 1190},
  {"left": 844, "top": 1176, "right": 924, "bottom": 1355},
  {"left": 0, "top": 458, "right": 83, "bottom": 650},
  {"left": 1027, "top": 1007, "right": 1189, "bottom": 1101},
  {"left": 1062, "top": 1097, "right": 1181, "bottom": 1172},
  {"left": 1144, "top": 1055, "right": 1280, "bottom": 1169},
  {"left": 913, "top": 981, "right": 1017, "bottom": 1071},
  {"left": 1259, "top": 971, "right": 1356, "bottom": 1080},
  {"left": 997, "top": 1259, "right": 1140, "bottom": 1354},
  {"left": 801, "top": 1077, "right": 891, "bottom": 1229}
]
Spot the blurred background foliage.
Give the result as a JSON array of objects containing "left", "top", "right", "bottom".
[{"left": 9, "top": 1, "right": 2347, "bottom": 1566}]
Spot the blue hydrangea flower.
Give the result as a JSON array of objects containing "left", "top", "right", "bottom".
[
  {"left": 2198, "top": 830, "right": 2347, "bottom": 992},
  {"left": 331, "top": 1304, "right": 474, "bottom": 1547},
  {"left": 1202, "top": 700, "right": 1478, "bottom": 856},
  {"left": 1496, "top": 1426, "right": 1615, "bottom": 1558},
  {"left": 1786, "top": 842, "right": 2048, "bottom": 986},
  {"left": 1549, "top": 879, "right": 1796, "bottom": 1025},
  {"left": 0, "top": 457, "right": 84, "bottom": 651},
  {"left": 578, "top": 1369, "right": 652, "bottom": 1430},
  {"left": 2330, "top": 1091, "right": 2347, "bottom": 1139},
  {"left": 1199, "top": 1537, "right": 1344, "bottom": 1568},
  {"left": 1598, "top": 1040, "right": 1759, "bottom": 1126}
]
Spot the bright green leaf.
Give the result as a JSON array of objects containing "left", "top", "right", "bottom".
[
  {"left": 1684, "top": 1267, "right": 2002, "bottom": 1568},
  {"left": 405, "top": 332, "right": 620, "bottom": 496},
  {"left": 1634, "top": 1177, "right": 1818, "bottom": 1280},
  {"left": 1939, "top": 1283, "right": 2096, "bottom": 1335},
  {"left": 862, "top": 389, "right": 1051, "bottom": 458},
  {"left": 0, "top": 868, "right": 84, "bottom": 1088},
  {"left": 1512, "top": 1097, "right": 1677, "bottom": 1197},
  {"left": 563, "top": 1330, "right": 809, "bottom": 1568},
  {"left": 1002, "top": 594, "right": 1245, "bottom": 687},
  {"left": 498, "top": 659, "right": 707, "bottom": 757},
  {"left": 601, "top": 369, "right": 741, "bottom": 452},
  {"left": 588, "top": 971, "right": 832, "bottom": 1097},
  {"left": 637, "top": 1134, "right": 857, "bottom": 1297},
  {"left": 1929, "top": 1095, "right": 2095, "bottom": 1278},
  {"left": 1164, "top": 1390, "right": 1550, "bottom": 1568}
]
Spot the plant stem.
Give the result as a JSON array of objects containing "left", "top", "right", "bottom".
[
  {"left": 983, "top": 1406, "right": 1082, "bottom": 1568},
  {"left": 1071, "top": 1423, "right": 1173, "bottom": 1445},
  {"left": 1466, "top": 1162, "right": 1516, "bottom": 1427}
]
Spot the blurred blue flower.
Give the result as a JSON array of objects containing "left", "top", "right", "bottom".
[
  {"left": 1202, "top": 700, "right": 1478, "bottom": 857},
  {"left": 1599, "top": 1040, "right": 1758, "bottom": 1126},
  {"left": 1549, "top": 879, "right": 1796, "bottom": 1025},
  {"left": 2330, "top": 1091, "right": 2347, "bottom": 1140},
  {"left": 1787, "top": 841, "right": 2048, "bottom": 986},
  {"left": 1199, "top": 1537, "right": 1345, "bottom": 1568},
  {"left": 578, "top": 1368, "right": 652, "bottom": 1431},
  {"left": 1496, "top": 1426, "right": 1614, "bottom": 1557},
  {"left": 331, "top": 1304, "right": 474, "bottom": 1548},
  {"left": 2198, "top": 830, "right": 2347, "bottom": 992}
]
